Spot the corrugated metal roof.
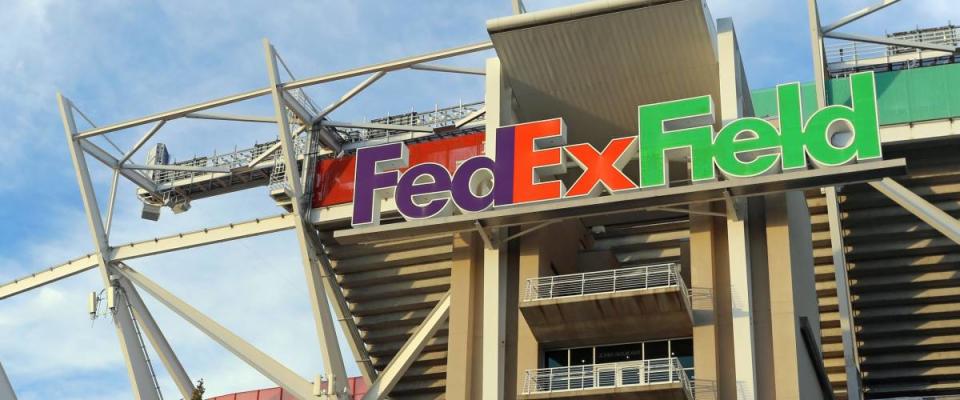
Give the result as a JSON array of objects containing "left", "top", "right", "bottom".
[{"left": 488, "top": 0, "right": 720, "bottom": 147}]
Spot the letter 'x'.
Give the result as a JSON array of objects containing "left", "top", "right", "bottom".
[{"left": 564, "top": 137, "right": 639, "bottom": 197}]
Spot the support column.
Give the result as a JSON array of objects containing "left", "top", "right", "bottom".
[
  {"left": 481, "top": 56, "right": 514, "bottom": 400},
  {"left": 446, "top": 233, "right": 484, "bottom": 400},
  {"left": 765, "top": 191, "right": 824, "bottom": 400},
  {"left": 717, "top": 17, "right": 759, "bottom": 400},
  {"left": 726, "top": 199, "right": 758, "bottom": 400},
  {"left": 263, "top": 40, "right": 347, "bottom": 397},
  {"left": 57, "top": 94, "right": 161, "bottom": 400},
  {"left": 690, "top": 202, "right": 736, "bottom": 397}
]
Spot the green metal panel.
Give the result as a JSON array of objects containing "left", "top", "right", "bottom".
[
  {"left": 750, "top": 82, "right": 818, "bottom": 121},
  {"left": 749, "top": 63, "right": 960, "bottom": 126}
]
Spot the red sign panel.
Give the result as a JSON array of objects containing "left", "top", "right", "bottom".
[{"left": 311, "top": 132, "right": 485, "bottom": 208}]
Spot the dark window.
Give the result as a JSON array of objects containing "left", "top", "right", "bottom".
[
  {"left": 544, "top": 350, "right": 567, "bottom": 368},
  {"left": 596, "top": 343, "right": 643, "bottom": 363},
  {"left": 569, "top": 347, "right": 593, "bottom": 366},
  {"left": 671, "top": 338, "right": 694, "bottom": 373},
  {"left": 645, "top": 340, "right": 669, "bottom": 359}
]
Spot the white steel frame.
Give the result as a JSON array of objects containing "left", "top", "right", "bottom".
[
  {"left": 1, "top": 36, "right": 492, "bottom": 400},
  {"left": 807, "top": 2, "right": 960, "bottom": 399}
]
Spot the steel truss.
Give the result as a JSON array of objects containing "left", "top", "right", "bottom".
[
  {"left": 1, "top": 38, "right": 492, "bottom": 400},
  {"left": 807, "top": 2, "right": 960, "bottom": 399}
]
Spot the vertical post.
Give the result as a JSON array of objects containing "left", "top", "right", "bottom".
[
  {"left": 57, "top": 94, "right": 161, "bottom": 400},
  {"left": 726, "top": 200, "right": 757, "bottom": 400},
  {"left": 0, "top": 362, "right": 17, "bottom": 400},
  {"left": 825, "top": 187, "right": 863, "bottom": 398},
  {"left": 717, "top": 18, "right": 758, "bottom": 400},
  {"left": 511, "top": 0, "right": 525, "bottom": 15},
  {"left": 807, "top": 0, "right": 829, "bottom": 109},
  {"left": 810, "top": 0, "right": 861, "bottom": 396},
  {"left": 263, "top": 40, "right": 348, "bottom": 398},
  {"left": 481, "top": 56, "right": 511, "bottom": 400}
]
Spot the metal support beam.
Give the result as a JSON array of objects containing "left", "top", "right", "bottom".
[
  {"left": 869, "top": 178, "right": 960, "bottom": 245},
  {"left": 120, "top": 120, "right": 166, "bottom": 164},
  {"left": 824, "top": 31, "right": 956, "bottom": 53},
  {"left": 0, "top": 362, "right": 17, "bottom": 400},
  {"left": 409, "top": 63, "right": 485, "bottom": 76},
  {"left": 321, "top": 120, "right": 432, "bottom": 133},
  {"left": 265, "top": 39, "right": 349, "bottom": 398},
  {"left": 314, "top": 71, "right": 386, "bottom": 122},
  {"left": 123, "top": 164, "right": 231, "bottom": 174},
  {"left": 362, "top": 292, "right": 451, "bottom": 400},
  {"left": 474, "top": 221, "right": 496, "bottom": 250},
  {"left": 243, "top": 126, "right": 307, "bottom": 170},
  {"left": 511, "top": 0, "right": 526, "bottom": 15},
  {"left": 79, "top": 140, "right": 158, "bottom": 194},
  {"left": 822, "top": 0, "right": 900, "bottom": 33},
  {"left": 498, "top": 221, "right": 555, "bottom": 245},
  {"left": 807, "top": 0, "right": 828, "bottom": 109},
  {"left": 453, "top": 107, "right": 486, "bottom": 129},
  {"left": 184, "top": 112, "right": 277, "bottom": 124},
  {"left": 57, "top": 94, "right": 161, "bottom": 400},
  {"left": 824, "top": 187, "right": 863, "bottom": 398},
  {"left": 115, "top": 264, "right": 317, "bottom": 399},
  {"left": 0, "top": 213, "right": 296, "bottom": 300},
  {"left": 75, "top": 40, "right": 492, "bottom": 139},
  {"left": 310, "top": 234, "right": 378, "bottom": 385},
  {"left": 105, "top": 169, "right": 120, "bottom": 236},
  {"left": 116, "top": 277, "right": 195, "bottom": 399}
]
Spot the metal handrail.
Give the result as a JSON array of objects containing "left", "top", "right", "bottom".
[
  {"left": 826, "top": 26, "right": 960, "bottom": 67},
  {"left": 148, "top": 101, "right": 485, "bottom": 185},
  {"left": 521, "top": 357, "right": 692, "bottom": 396},
  {"left": 523, "top": 263, "right": 683, "bottom": 302}
]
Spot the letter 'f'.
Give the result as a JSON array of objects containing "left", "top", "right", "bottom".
[{"left": 352, "top": 143, "right": 409, "bottom": 226}]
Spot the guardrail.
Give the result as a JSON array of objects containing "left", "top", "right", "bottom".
[
  {"left": 523, "top": 263, "right": 683, "bottom": 302},
  {"left": 521, "top": 357, "right": 692, "bottom": 397},
  {"left": 826, "top": 27, "right": 960, "bottom": 68}
]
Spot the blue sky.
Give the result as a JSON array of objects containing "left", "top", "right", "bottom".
[{"left": 1, "top": 0, "right": 957, "bottom": 399}]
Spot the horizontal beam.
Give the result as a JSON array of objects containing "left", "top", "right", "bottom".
[
  {"left": 116, "top": 264, "right": 317, "bottom": 399},
  {"left": 75, "top": 41, "right": 493, "bottom": 138},
  {"left": 409, "top": 63, "right": 485, "bottom": 76},
  {"left": 283, "top": 41, "right": 493, "bottom": 91},
  {"left": 184, "top": 112, "right": 277, "bottom": 124},
  {"left": 79, "top": 139, "right": 158, "bottom": 193},
  {"left": 322, "top": 120, "right": 433, "bottom": 133},
  {"left": 824, "top": 31, "right": 956, "bottom": 53},
  {"left": 869, "top": 177, "right": 960, "bottom": 245},
  {"left": 0, "top": 214, "right": 296, "bottom": 300},
  {"left": 335, "top": 159, "right": 907, "bottom": 244},
  {"left": 123, "top": 164, "right": 231, "bottom": 174},
  {"left": 822, "top": 0, "right": 900, "bottom": 34}
]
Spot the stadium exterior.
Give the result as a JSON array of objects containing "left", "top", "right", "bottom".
[{"left": 3, "top": 0, "right": 960, "bottom": 399}]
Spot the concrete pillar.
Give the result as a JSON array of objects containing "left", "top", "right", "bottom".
[
  {"left": 764, "top": 191, "right": 823, "bottom": 400},
  {"left": 691, "top": 202, "right": 737, "bottom": 398},
  {"left": 446, "top": 232, "right": 484, "bottom": 399},
  {"left": 482, "top": 55, "right": 517, "bottom": 400}
]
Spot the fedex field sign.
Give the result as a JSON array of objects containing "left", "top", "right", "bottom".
[{"left": 351, "top": 71, "right": 882, "bottom": 226}]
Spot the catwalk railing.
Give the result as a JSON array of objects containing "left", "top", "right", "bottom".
[
  {"left": 826, "top": 26, "right": 960, "bottom": 68},
  {"left": 523, "top": 263, "right": 686, "bottom": 303},
  {"left": 521, "top": 358, "right": 692, "bottom": 397}
]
